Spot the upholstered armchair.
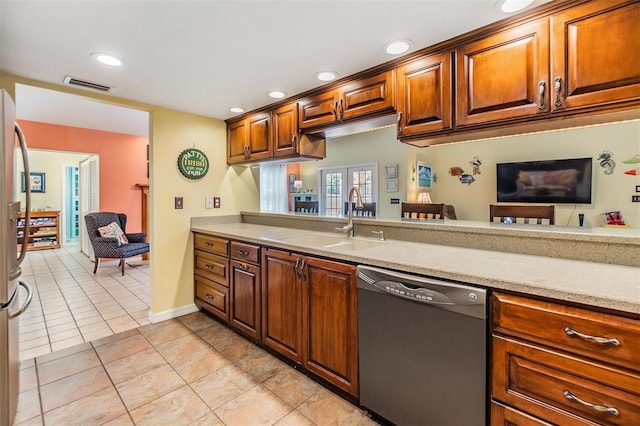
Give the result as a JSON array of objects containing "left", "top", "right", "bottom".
[{"left": 84, "top": 212, "right": 150, "bottom": 275}]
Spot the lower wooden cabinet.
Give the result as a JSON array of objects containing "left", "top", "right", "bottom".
[
  {"left": 195, "top": 275, "right": 229, "bottom": 322},
  {"left": 262, "top": 248, "right": 359, "bottom": 396},
  {"left": 491, "top": 401, "right": 552, "bottom": 425},
  {"left": 230, "top": 259, "right": 261, "bottom": 340}
]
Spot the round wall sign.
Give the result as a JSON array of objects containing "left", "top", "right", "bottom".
[{"left": 177, "top": 148, "right": 209, "bottom": 179}]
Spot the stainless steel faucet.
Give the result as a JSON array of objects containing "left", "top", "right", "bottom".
[{"left": 336, "top": 186, "right": 364, "bottom": 238}]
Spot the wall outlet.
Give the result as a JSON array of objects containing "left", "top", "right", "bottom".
[
  {"left": 205, "top": 196, "right": 214, "bottom": 209},
  {"left": 175, "top": 197, "right": 183, "bottom": 209},
  {"left": 214, "top": 197, "right": 221, "bottom": 208}
]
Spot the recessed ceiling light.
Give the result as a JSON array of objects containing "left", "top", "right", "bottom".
[
  {"left": 315, "top": 71, "right": 338, "bottom": 82},
  {"left": 499, "top": 0, "right": 535, "bottom": 13},
  {"left": 384, "top": 40, "right": 413, "bottom": 55},
  {"left": 90, "top": 52, "right": 123, "bottom": 66},
  {"left": 268, "top": 91, "right": 285, "bottom": 99},
  {"left": 230, "top": 107, "right": 245, "bottom": 113}
]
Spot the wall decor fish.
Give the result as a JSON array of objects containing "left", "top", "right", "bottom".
[
  {"left": 449, "top": 166, "right": 464, "bottom": 176},
  {"left": 459, "top": 174, "right": 475, "bottom": 185},
  {"left": 469, "top": 156, "right": 482, "bottom": 175},
  {"left": 597, "top": 150, "right": 615, "bottom": 175}
]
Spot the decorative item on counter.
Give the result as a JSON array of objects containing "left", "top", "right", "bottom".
[
  {"left": 417, "top": 161, "right": 432, "bottom": 190},
  {"left": 459, "top": 174, "right": 475, "bottom": 185},
  {"left": 623, "top": 154, "right": 640, "bottom": 164},
  {"left": 597, "top": 150, "right": 615, "bottom": 175},
  {"left": 469, "top": 156, "right": 482, "bottom": 175},
  {"left": 417, "top": 192, "right": 433, "bottom": 204},
  {"left": 293, "top": 180, "right": 303, "bottom": 192},
  {"left": 448, "top": 166, "right": 464, "bottom": 177},
  {"left": 623, "top": 168, "right": 640, "bottom": 176},
  {"left": 601, "top": 210, "right": 625, "bottom": 226}
]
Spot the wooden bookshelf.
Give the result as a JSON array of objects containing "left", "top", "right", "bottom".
[{"left": 17, "top": 211, "right": 61, "bottom": 251}]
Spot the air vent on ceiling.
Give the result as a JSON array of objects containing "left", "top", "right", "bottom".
[{"left": 63, "top": 75, "right": 111, "bottom": 92}]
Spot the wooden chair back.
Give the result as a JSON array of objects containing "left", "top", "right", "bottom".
[
  {"left": 489, "top": 204, "right": 555, "bottom": 225},
  {"left": 401, "top": 203, "right": 445, "bottom": 219},
  {"left": 295, "top": 200, "right": 319, "bottom": 213}
]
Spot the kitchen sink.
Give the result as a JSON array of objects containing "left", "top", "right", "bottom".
[{"left": 280, "top": 233, "right": 384, "bottom": 250}]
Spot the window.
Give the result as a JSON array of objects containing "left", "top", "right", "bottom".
[
  {"left": 319, "top": 163, "right": 377, "bottom": 216},
  {"left": 259, "top": 164, "right": 288, "bottom": 212}
]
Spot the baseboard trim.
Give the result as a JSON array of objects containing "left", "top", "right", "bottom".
[{"left": 148, "top": 303, "right": 199, "bottom": 324}]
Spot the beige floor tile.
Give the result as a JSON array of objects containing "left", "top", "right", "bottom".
[
  {"left": 263, "top": 366, "right": 321, "bottom": 408},
  {"left": 43, "top": 311, "right": 73, "bottom": 321},
  {"left": 48, "top": 328, "right": 81, "bottom": 343},
  {"left": 155, "top": 333, "right": 210, "bottom": 363},
  {"left": 20, "top": 344, "right": 52, "bottom": 361},
  {"left": 19, "top": 366, "right": 38, "bottom": 392},
  {"left": 13, "top": 387, "right": 41, "bottom": 425},
  {"left": 19, "top": 322, "right": 47, "bottom": 334},
  {"left": 36, "top": 342, "right": 92, "bottom": 364},
  {"left": 40, "top": 366, "right": 112, "bottom": 412},
  {"left": 94, "top": 333, "right": 151, "bottom": 363},
  {"left": 115, "top": 364, "right": 185, "bottom": 411},
  {"left": 196, "top": 322, "right": 235, "bottom": 347},
  {"left": 101, "top": 413, "right": 134, "bottom": 425},
  {"left": 191, "top": 364, "right": 257, "bottom": 410},
  {"left": 296, "top": 388, "right": 371, "bottom": 426},
  {"left": 37, "top": 348, "right": 101, "bottom": 385},
  {"left": 189, "top": 411, "right": 224, "bottom": 426},
  {"left": 21, "top": 336, "right": 50, "bottom": 351},
  {"left": 214, "top": 332, "right": 262, "bottom": 362},
  {"left": 79, "top": 321, "right": 111, "bottom": 335},
  {"left": 20, "top": 358, "right": 35, "bottom": 370},
  {"left": 104, "top": 347, "right": 167, "bottom": 384},
  {"left": 274, "top": 410, "right": 317, "bottom": 426},
  {"left": 12, "top": 414, "right": 43, "bottom": 426},
  {"left": 177, "top": 311, "right": 219, "bottom": 332},
  {"left": 171, "top": 347, "right": 231, "bottom": 383},
  {"left": 50, "top": 335, "right": 85, "bottom": 352},
  {"left": 214, "top": 385, "right": 292, "bottom": 426},
  {"left": 81, "top": 329, "right": 115, "bottom": 343},
  {"left": 91, "top": 328, "right": 138, "bottom": 347},
  {"left": 138, "top": 321, "right": 192, "bottom": 346},
  {"left": 46, "top": 322, "right": 77, "bottom": 335},
  {"left": 43, "top": 386, "right": 127, "bottom": 425},
  {"left": 19, "top": 328, "right": 48, "bottom": 342},
  {"left": 236, "top": 347, "right": 290, "bottom": 383},
  {"left": 129, "top": 386, "right": 211, "bottom": 426}
]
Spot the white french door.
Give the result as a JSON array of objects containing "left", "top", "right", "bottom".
[
  {"left": 79, "top": 155, "right": 99, "bottom": 259},
  {"left": 319, "top": 163, "right": 377, "bottom": 216}
]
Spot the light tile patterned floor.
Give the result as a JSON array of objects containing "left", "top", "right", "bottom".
[
  {"left": 13, "top": 312, "right": 377, "bottom": 426},
  {"left": 18, "top": 245, "right": 151, "bottom": 361}
]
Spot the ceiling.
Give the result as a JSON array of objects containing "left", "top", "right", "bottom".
[{"left": 1, "top": 0, "right": 548, "bottom": 136}]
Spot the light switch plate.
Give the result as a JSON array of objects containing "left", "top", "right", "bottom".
[
  {"left": 205, "top": 196, "right": 214, "bottom": 209},
  {"left": 175, "top": 197, "right": 183, "bottom": 209}
]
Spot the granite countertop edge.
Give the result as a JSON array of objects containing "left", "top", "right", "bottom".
[{"left": 191, "top": 221, "right": 640, "bottom": 315}]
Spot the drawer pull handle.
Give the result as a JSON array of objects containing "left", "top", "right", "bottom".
[
  {"left": 205, "top": 293, "right": 214, "bottom": 301},
  {"left": 205, "top": 264, "right": 213, "bottom": 270},
  {"left": 564, "top": 326, "right": 620, "bottom": 346},
  {"left": 238, "top": 250, "right": 250, "bottom": 257},
  {"left": 205, "top": 242, "right": 213, "bottom": 247},
  {"left": 563, "top": 390, "right": 619, "bottom": 416},
  {"left": 538, "top": 80, "right": 546, "bottom": 110}
]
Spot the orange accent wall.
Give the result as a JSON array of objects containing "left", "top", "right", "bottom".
[{"left": 17, "top": 120, "right": 149, "bottom": 232}]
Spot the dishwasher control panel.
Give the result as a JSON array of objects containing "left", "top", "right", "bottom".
[{"left": 376, "top": 280, "right": 453, "bottom": 304}]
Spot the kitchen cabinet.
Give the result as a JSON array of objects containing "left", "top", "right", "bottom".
[
  {"left": 229, "top": 241, "right": 261, "bottom": 340},
  {"left": 194, "top": 234, "right": 230, "bottom": 321},
  {"left": 491, "top": 292, "right": 640, "bottom": 425},
  {"left": 272, "top": 102, "right": 326, "bottom": 161},
  {"left": 298, "top": 70, "right": 395, "bottom": 131},
  {"left": 396, "top": 51, "right": 453, "bottom": 140},
  {"left": 262, "top": 248, "right": 358, "bottom": 396},
  {"left": 456, "top": 19, "right": 550, "bottom": 126},
  {"left": 227, "top": 112, "right": 272, "bottom": 165},
  {"left": 550, "top": 0, "right": 640, "bottom": 112},
  {"left": 17, "top": 211, "right": 61, "bottom": 251}
]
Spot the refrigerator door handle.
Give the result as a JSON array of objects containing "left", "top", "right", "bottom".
[
  {"left": 8, "top": 281, "right": 32, "bottom": 319},
  {"left": 15, "top": 123, "right": 31, "bottom": 266}
]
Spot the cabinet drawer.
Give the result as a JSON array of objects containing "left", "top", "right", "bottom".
[
  {"left": 195, "top": 276, "right": 229, "bottom": 321},
  {"left": 194, "top": 233, "right": 229, "bottom": 256},
  {"left": 493, "top": 335, "right": 640, "bottom": 426},
  {"left": 230, "top": 241, "right": 260, "bottom": 264},
  {"left": 491, "top": 401, "right": 553, "bottom": 425},
  {"left": 492, "top": 292, "right": 639, "bottom": 371},
  {"left": 195, "top": 250, "right": 228, "bottom": 287}
]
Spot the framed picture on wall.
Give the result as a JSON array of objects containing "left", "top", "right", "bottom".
[
  {"left": 21, "top": 172, "right": 46, "bottom": 193},
  {"left": 417, "top": 161, "right": 432, "bottom": 190},
  {"left": 385, "top": 178, "right": 398, "bottom": 192}
]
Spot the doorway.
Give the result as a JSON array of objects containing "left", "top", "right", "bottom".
[{"left": 63, "top": 165, "right": 79, "bottom": 244}]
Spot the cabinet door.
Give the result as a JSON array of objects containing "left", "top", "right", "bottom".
[
  {"left": 246, "top": 112, "right": 272, "bottom": 161},
  {"left": 456, "top": 19, "right": 550, "bottom": 126},
  {"left": 227, "top": 119, "right": 248, "bottom": 164},
  {"left": 230, "top": 260, "right": 261, "bottom": 340},
  {"left": 551, "top": 0, "right": 640, "bottom": 111},
  {"left": 396, "top": 51, "right": 453, "bottom": 138},
  {"left": 272, "top": 102, "right": 299, "bottom": 157},
  {"left": 298, "top": 90, "right": 339, "bottom": 130},
  {"left": 261, "top": 249, "right": 302, "bottom": 363},
  {"left": 302, "top": 256, "right": 358, "bottom": 396},
  {"left": 491, "top": 401, "right": 553, "bottom": 425},
  {"left": 338, "top": 70, "right": 395, "bottom": 121}
]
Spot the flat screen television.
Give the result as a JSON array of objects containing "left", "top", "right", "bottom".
[{"left": 496, "top": 157, "right": 592, "bottom": 204}]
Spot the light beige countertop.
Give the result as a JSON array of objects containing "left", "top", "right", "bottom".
[{"left": 192, "top": 219, "right": 640, "bottom": 315}]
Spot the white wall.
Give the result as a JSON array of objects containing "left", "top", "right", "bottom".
[{"left": 299, "top": 120, "right": 640, "bottom": 227}]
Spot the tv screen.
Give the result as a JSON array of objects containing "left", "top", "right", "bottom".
[{"left": 496, "top": 157, "right": 592, "bottom": 204}]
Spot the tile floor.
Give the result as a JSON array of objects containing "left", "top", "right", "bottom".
[
  {"left": 18, "top": 245, "right": 151, "bottom": 360},
  {"left": 14, "top": 311, "right": 377, "bottom": 426},
  {"left": 14, "top": 246, "right": 376, "bottom": 425}
]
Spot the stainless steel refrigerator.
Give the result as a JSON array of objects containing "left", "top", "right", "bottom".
[{"left": 1, "top": 89, "right": 33, "bottom": 426}]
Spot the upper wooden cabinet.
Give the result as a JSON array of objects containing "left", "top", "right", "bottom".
[
  {"left": 456, "top": 19, "right": 550, "bottom": 127},
  {"left": 550, "top": 0, "right": 640, "bottom": 111},
  {"left": 396, "top": 52, "right": 453, "bottom": 138},
  {"left": 272, "top": 102, "right": 300, "bottom": 157},
  {"left": 227, "top": 112, "right": 272, "bottom": 164},
  {"left": 298, "top": 70, "right": 395, "bottom": 131}
]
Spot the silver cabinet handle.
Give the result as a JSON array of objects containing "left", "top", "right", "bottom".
[
  {"left": 564, "top": 326, "right": 620, "bottom": 346},
  {"left": 333, "top": 101, "right": 339, "bottom": 120},
  {"left": 554, "top": 76, "right": 562, "bottom": 107},
  {"left": 396, "top": 112, "right": 403, "bottom": 137},
  {"left": 8, "top": 281, "right": 33, "bottom": 319},
  {"left": 538, "top": 81, "right": 546, "bottom": 110},
  {"left": 294, "top": 258, "right": 301, "bottom": 279},
  {"left": 564, "top": 390, "right": 619, "bottom": 416},
  {"left": 338, "top": 99, "right": 344, "bottom": 120},
  {"left": 299, "top": 259, "right": 307, "bottom": 281}
]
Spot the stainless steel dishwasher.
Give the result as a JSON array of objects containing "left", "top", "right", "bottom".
[{"left": 357, "top": 265, "right": 487, "bottom": 425}]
